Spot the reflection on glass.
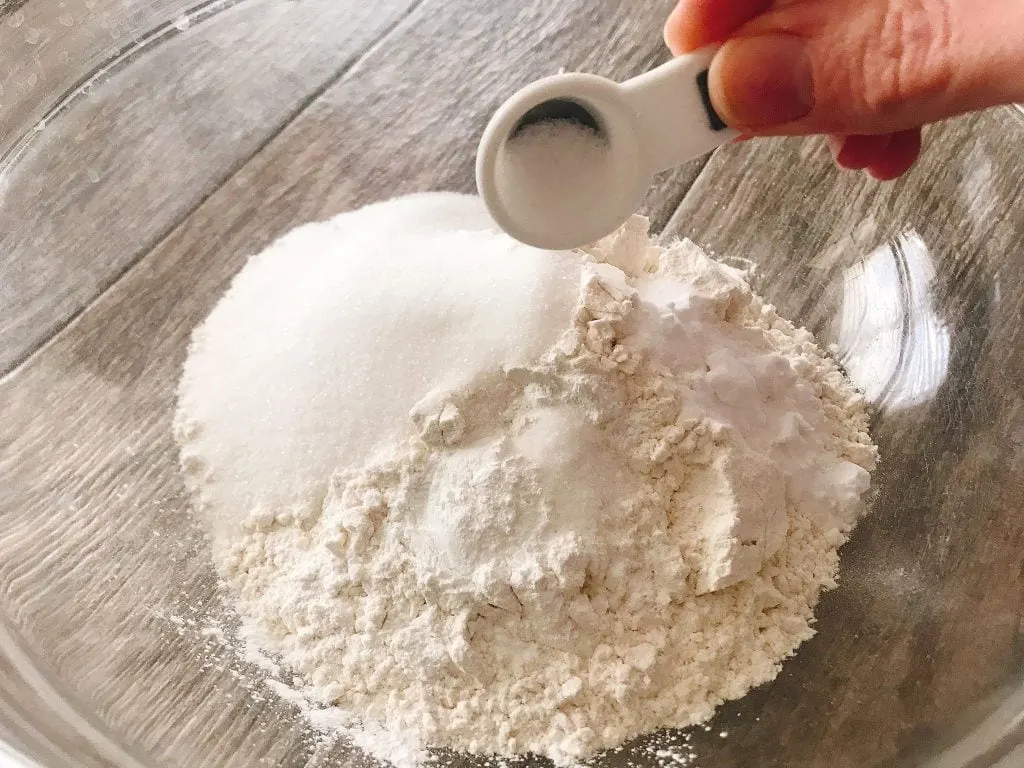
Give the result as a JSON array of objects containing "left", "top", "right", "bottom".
[
  {"left": 0, "top": 740, "right": 39, "bottom": 768},
  {"left": 834, "top": 230, "right": 950, "bottom": 410}
]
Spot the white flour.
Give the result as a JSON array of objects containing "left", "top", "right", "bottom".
[{"left": 175, "top": 193, "right": 877, "bottom": 767}]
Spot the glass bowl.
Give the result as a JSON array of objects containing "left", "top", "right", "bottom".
[{"left": 1, "top": 1, "right": 1022, "bottom": 767}]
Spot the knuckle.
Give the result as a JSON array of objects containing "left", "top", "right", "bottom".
[{"left": 859, "top": 0, "right": 955, "bottom": 115}]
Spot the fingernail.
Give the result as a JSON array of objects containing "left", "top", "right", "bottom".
[{"left": 711, "top": 35, "right": 815, "bottom": 129}]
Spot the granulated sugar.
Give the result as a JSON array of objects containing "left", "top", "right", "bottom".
[
  {"left": 503, "top": 120, "right": 610, "bottom": 209},
  {"left": 494, "top": 119, "right": 634, "bottom": 248},
  {"left": 174, "top": 193, "right": 877, "bottom": 766}
]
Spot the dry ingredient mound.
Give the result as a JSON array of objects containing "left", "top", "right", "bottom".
[{"left": 174, "top": 193, "right": 877, "bottom": 767}]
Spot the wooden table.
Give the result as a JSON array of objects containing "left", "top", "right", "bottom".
[{"left": 1, "top": 1, "right": 1022, "bottom": 767}]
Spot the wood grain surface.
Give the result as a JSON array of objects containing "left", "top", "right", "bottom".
[
  {"left": 0, "top": 1, "right": 1022, "bottom": 768},
  {"left": 0, "top": 0, "right": 420, "bottom": 376}
]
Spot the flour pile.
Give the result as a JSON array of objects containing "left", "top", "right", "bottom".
[{"left": 174, "top": 193, "right": 877, "bottom": 767}]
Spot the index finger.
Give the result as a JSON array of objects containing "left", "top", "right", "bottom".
[{"left": 664, "top": 0, "right": 776, "bottom": 54}]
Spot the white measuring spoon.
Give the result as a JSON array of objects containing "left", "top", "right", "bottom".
[{"left": 476, "top": 48, "right": 738, "bottom": 251}]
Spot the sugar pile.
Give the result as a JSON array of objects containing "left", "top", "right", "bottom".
[{"left": 174, "top": 193, "right": 877, "bottom": 767}]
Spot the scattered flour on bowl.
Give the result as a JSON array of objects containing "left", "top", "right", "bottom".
[{"left": 174, "top": 193, "right": 877, "bottom": 767}]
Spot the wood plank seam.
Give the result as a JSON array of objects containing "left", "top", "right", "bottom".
[
  {"left": 646, "top": 156, "right": 713, "bottom": 235},
  {"left": 656, "top": 145, "right": 727, "bottom": 242},
  {"left": 0, "top": 0, "right": 431, "bottom": 387}
]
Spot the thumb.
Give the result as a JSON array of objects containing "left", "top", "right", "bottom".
[{"left": 707, "top": 0, "right": 1024, "bottom": 136}]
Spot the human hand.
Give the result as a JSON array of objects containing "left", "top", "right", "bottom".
[{"left": 665, "top": 0, "right": 1024, "bottom": 179}]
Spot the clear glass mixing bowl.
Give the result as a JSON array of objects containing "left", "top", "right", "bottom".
[{"left": 1, "top": 1, "right": 1022, "bottom": 767}]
